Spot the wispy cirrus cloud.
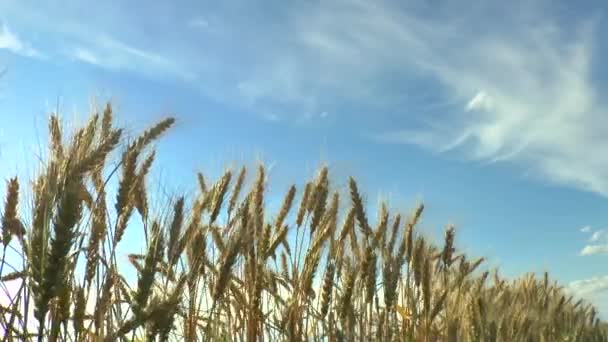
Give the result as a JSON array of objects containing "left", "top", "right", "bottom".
[
  {"left": 0, "top": 23, "right": 42, "bottom": 58},
  {"left": 4, "top": 1, "right": 608, "bottom": 198},
  {"left": 71, "top": 35, "right": 193, "bottom": 81}
]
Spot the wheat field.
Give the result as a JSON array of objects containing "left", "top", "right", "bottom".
[{"left": 0, "top": 103, "right": 606, "bottom": 341}]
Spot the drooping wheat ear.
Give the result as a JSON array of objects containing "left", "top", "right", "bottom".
[
  {"left": 320, "top": 261, "right": 335, "bottom": 318},
  {"left": 167, "top": 196, "right": 185, "bottom": 266},
  {"left": 2, "top": 177, "right": 22, "bottom": 245},
  {"left": 228, "top": 166, "right": 246, "bottom": 217},
  {"left": 209, "top": 170, "right": 232, "bottom": 223},
  {"left": 275, "top": 185, "right": 296, "bottom": 231},
  {"left": 132, "top": 117, "right": 176, "bottom": 152},
  {"left": 348, "top": 177, "right": 371, "bottom": 237},
  {"left": 116, "top": 117, "right": 175, "bottom": 216},
  {"left": 296, "top": 182, "right": 312, "bottom": 227}
]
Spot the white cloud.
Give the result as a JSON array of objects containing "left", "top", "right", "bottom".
[
  {"left": 590, "top": 230, "right": 607, "bottom": 243},
  {"left": 332, "top": 4, "right": 608, "bottom": 196},
  {"left": 580, "top": 244, "right": 608, "bottom": 256},
  {"left": 466, "top": 91, "right": 493, "bottom": 112},
  {"left": 0, "top": 23, "right": 42, "bottom": 58},
  {"left": 567, "top": 276, "right": 608, "bottom": 318},
  {"left": 581, "top": 226, "right": 592, "bottom": 233},
  {"left": 568, "top": 276, "right": 608, "bottom": 296}
]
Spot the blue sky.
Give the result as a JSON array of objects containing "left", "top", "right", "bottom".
[{"left": 0, "top": 0, "right": 607, "bottom": 315}]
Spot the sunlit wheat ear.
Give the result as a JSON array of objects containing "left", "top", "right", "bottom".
[
  {"left": 339, "top": 260, "right": 356, "bottom": 320},
  {"left": 348, "top": 177, "right": 371, "bottom": 237},
  {"left": 36, "top": 175, "right": 83, "bottom": 332},
  {"left": 443, "top": 225, "right": 456, "bottom": 268},
  {"left": 167, "top": 196, "right": 185, "bottom": 266},
  {"left": 132, "top": 117, "right": 176, "bottom": 152},
  {"left": 133, "top": 150, "right": 155, "bottom": 219},
  {"left": 252, "top": 165, "right": 265, "bottom": 235},
  {"left": 275, "top": 185, "right": 296, "bottom": 232},
  {"left": 422, "top": 256, "right": 432, "bottom": 315},
  {"left": 213, "top": 224, "right": 244, "bottom": 303},
  {"left": 372, "top": 202, "right": 388, "bottom": 249},
  {"left": 387, "top": 213, "right": 401, "bottom": 253},
  {"left": 72, "top": 286, "right": 86, "bottom": 336},
  {"left": 133, "top": 221, "right": 164, "bottom": 316},
  {"left": 49, "top": 114, "right": 63, "bottom": 159},
  {"left": 412, "top": 236, "right": 425, "bottom": 287},
  {"left": 296, "top": 182, "right": 312, "bottom": 227},
  {"left": 209, "top": 170, "right": 232, "bottom": 223},
  {"left": 2, "top": 177, "right": 22, "bottom": 245},
  {"left": 320, "top": 261, "right": 335, "bottom": 318},
  {"left": 210, "top": 225, "right": 226, "bottom": 255},
  {"left": 359, "top": 245, "right": 374, "bottom": 303},
  {"left": 101, "top": 102, "right": 113, "bottom": 135},
  {"left": 309, "top": 167, "right": 329, "bottom": 236},
  {"left": 79, "top": 112, "right": 99, "bottom": 153},
  {"left": 228, "top": 166, "right": 246, "bottom": 217},
  {"left": 338, "top": 208, "right": 355, "bottom": 247}
]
